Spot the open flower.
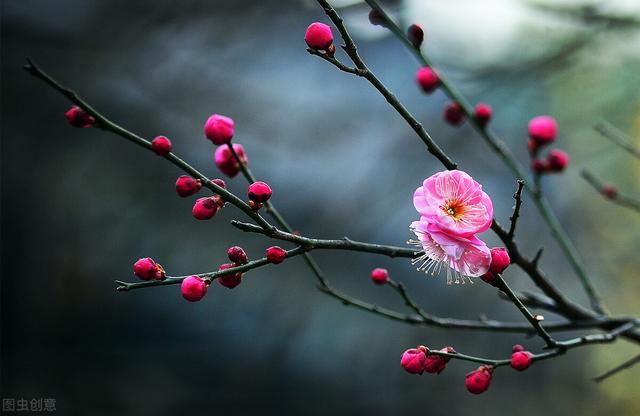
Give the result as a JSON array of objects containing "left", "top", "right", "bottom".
[
  {"left": 414, "top": 170, "right": 493, "bottom": 237},
  {"left": 409, "top": 219, "right": 491, "bottom": 284}
]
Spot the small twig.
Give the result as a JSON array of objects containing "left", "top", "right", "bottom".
[
  {"left": 592, "top": 353, "right": 640, "bottom": 383},
  {"left": 581, "top": 169, "right": 640, "bottom": 214},
  {"left": 595, "top": 120, "right": 640, "bottom": 159},
  {"left": 306, "top": 48, "right": 366, "bottom": 76},
  {"left": 494, "top": 274, "right": 558, "bottom": 348},
  {"left": 507, "top": 180, "right": 526, "bottom": 240},
  {"left": 532, "top": 247, "right": 544, "bottom": 268}
]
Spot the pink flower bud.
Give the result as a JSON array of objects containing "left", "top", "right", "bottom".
[
  {"left": 204, "top": 114, "right": 234, "bottom": 145},
  {"left": 512, "top": 344, "right": 525, "bottom": 353},
  {"left": 400, "top": 348, "right": 427, "bottom": 375},
  {"left": 133, "top": 257, "right": 166, "bottom": 281},
  {"left": 444, "top": 102, "right": 464, "bottom": 126},
  {"left": 465, "top": 366, "right": 492, "bottom": 394},
  {"left": 407, "top": 24, "right": 424, "bottom": 48},
  {"left": 368, "top": 9, "right": 384, "bottom": 26},
  {"left": 227, "top": 246, "right": 249, "bottom": 265},
  {"left": 181, "top": 275, "right": 207, "bottom": 301},
  {"left": 488, "top": 247, "right": 510, "bottom": 275},
  {"left": 175, "top": 175, "right": 202, "bottom": 197},
  {"left": 370, "top": 268, "right": 389, "bottom": 285},
  {"left": 424, "top": 346, "right": 455, "bottom": 374},
  {"left": 474, "top": 103, "right": 492, "bottom": 127},
  {"left": 214, "top": 143, "right": 248, "bottom": 177},
  {"left": 547, "top": 149, "right": 569, "bottom": 172},
  {"left": 266, "top": 246, "right": 287, "bottom": 264},
  {"left": 416, "top": 67, "right": 440, "bottom": 94},
  {"left": 248, "top": 181, "right": 273, "bottom": 203},
  {"left": 305, "top": 22, "right": 334, "bottom": 50},
  {"left": 531, "top": 158, "right": 550, "bottom": 174},
  {"left": 65, "top": 106, "right": 95, "bottom": 128},
  {"left": 192, "top": 197, "right": 219, "bottom": 220},
  {"left": 602, "top": 184, "right": 618, "bottom": 199},
  {"left": 511, "top": 351, "right": 533, "bottom": 371},
  {"left": 528, "top": 116, "right": 557, "bottom": 145},
  {"left": 218, "top": 263, "right": 243, "bottom": 289},
  {"left": 151, "top": 136, "right": 172, "bottom": 156}
]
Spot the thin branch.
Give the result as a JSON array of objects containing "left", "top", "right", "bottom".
[
  {"left": 231, "top": 220, "right": 415, "bottom": 258},
  {"left": 508, "top": 180, "right": 525, "bottom": 240},
  {"left": 361, "top": 0, "right": 606, "bottom": 315},
  {"left": 115, "top": 246, "right": 307, "bottom": 291},
  {"left": 494, "top": 274, "right": 558, "bottom": 348},
  {"left": 595, "top": 120, "right": 640, "bottom": 159},
  {"left": 23, "top": 59, "right": 273, "bottom": 231},
  {"left": 306, "top": 48, "right": 365, "bottom": 75},
  {"left": 424, "top": 321, "right": 639, "bottom": 369},
  {"left": 581, "top": 169, "right": 640, "bottom": 213},
  {"left": 592, "top": 353, "right": 640, "bottom": 383},
  {"left": 314, "top": 0, "right": 457, "bottom": 170}
]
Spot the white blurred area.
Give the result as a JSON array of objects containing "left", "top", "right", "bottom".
[{"left": 324, "top": 0, "right": 640, "bottom": 71}]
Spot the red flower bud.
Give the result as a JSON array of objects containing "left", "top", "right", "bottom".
[
  {"left": 218, "top": 263, "right": 243, "bottom": 289},
  {"left": 248, "top": 181, "right": 273, "bottom": 203},
  {"left": 175, "top": 175, "right": 202, "bottom": 197},
  {"left": 400, "top": 348, "right": 427, "bottom": 375},
  {"left": 511, "top": 351, "right": 533, "bottom": 371},
  {"left": 602, "top": 184, "right": 618, "bottom": 199},
  {"left": 65, "top": 106, "right": 95, "bottom": 128},
  {"left": 444, "top": 102, "right": 464, "bottom": 126},
  {"left": 368, "top": 9, "right": 384, "bottom": 26},
  {"left": 305, "top": 22, "right": 334, "bottom": 50},
  {"left": 214, "top": 143, "right": 248, "bottom": 177},
  {"left": 531, "top": 158, "right": 550, "bottom": 174},
  {"left": 489, "top": 247, "right": 510, "bottom": 275},
  {"left": 474, "top": 103, "right": 492, "bottom": 127},
  {"left": 407, "top": 24, "right": 424, "bottom": 48},
  {"left": 465, "top": 366, "right": 493, "bottom": 394},
  {"left": 266, "top": 246, "right": 287, "bottom": 264},
  {"left": 204, "top": 114, "right": 234, "bottom": 145},
  {"left": 528, "top": 115, "right": 557, "bottom": 145},
  {"left": 133, "top": 257, "right": 166, "bottom": 281},
  {"left": 181, "top": 275, "right": 207, "bottom": 301},
  {"left": 547, "top": 149, "right": 569, "bottom": 172},
  {"left": 151, "top": 136, "right": 172, "bottom": 156},
  {"left": 416, "top": 67, "right": 440, "bottom": 94},
  {"left": 227, "top": 246, "right": 248, "bottom": 266},
  {"left": 424, "top": 346, "right": 455, "bottom": 374},
  {"left": 370, "top": 268, "right": 389, "bottom": 285},
  {"left": 192, "top": 197, "right": 219, "bottom": 220},
  {"left": 512, "top": 344, "right": 525, "bottom": 353}
]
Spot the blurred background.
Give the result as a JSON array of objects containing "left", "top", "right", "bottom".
[{"left": 2, "top": 0, "right": 639, "bottom": 414}]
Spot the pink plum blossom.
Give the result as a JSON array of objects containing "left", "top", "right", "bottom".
[
  {"left": 409, "top": 219, "right": 491, "bottom": 284},
  {"left": 413, "top": 170, "right": 493, "bottom": 237}
]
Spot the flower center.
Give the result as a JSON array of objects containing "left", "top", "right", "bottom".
[{"left": 442, "top": 200, "right": 465, "bottom": 221}]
